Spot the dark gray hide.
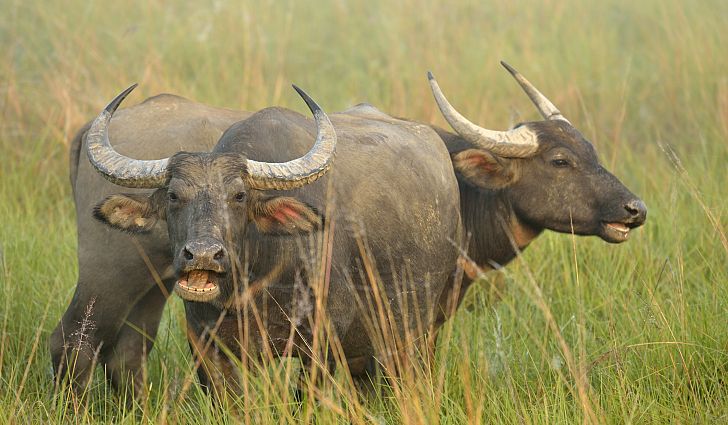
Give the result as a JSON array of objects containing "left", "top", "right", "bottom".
[
  {"left": 427, "top": 66, "right": 647, "bottom": 328},
  {"left": 51, "top": 95, "right": 461, "bottom": 395},
  {"left": 430, "top": 122, "right": 647, "bottom": 327}
]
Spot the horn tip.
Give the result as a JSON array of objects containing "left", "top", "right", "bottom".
[
  {"left": 500, "top": 61, "right": 518, "bottom": 76},
  {"left": 427, "top": 71, "right": 435, "bottom": 81},
  {"left": 105, "top": 83, "right": 138, "bottom": 113},
  {"left": 291, "top": 84, "right": 323, "bottom": 115},
  {"left": 291, "top": 84, "right": 309, "bottom": 101}
]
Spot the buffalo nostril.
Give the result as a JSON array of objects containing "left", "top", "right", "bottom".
[
  {"left": 624, "top": 200, "right": 647, "bottom": 219},
  {"left": 182, "top": 240, "right": 225, "bottom": 267}
]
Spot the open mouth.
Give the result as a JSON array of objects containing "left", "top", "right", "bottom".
[
  {"left": 601, "top": 221, "right": 633, "bottom": 243},
  {"left": 175, "top": 270, "right": 221, "bottom": 302}
]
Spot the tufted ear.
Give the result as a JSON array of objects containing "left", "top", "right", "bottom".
[
  {"left": 93, "top": 190, "right": 166, "bottom": 233},
  {"left": 249, "top": 196, "right": 322, "bottom": 235},
  {"left": 451, "top": 149, "right": 518, "bottom": 190}
]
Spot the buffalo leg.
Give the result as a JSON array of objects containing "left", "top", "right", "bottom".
[
  {"left": 186, "top": 322, "right": 243, "bottom": 401},
  {"left": 50, "top": 233, "right": 169, "bottom": 395},
  {"left": 428, "top": 276, "right": 472, "bottom": 362},
  {"left": 102, "top": 279, "right": 174, "bottom": 399}
]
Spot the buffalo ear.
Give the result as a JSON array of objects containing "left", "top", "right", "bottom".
[
  {"left": 250, "top": 196, "right": 322, "bottom": 235},
  {"left": 93, "top": 191, "right": 165, "bottom": 233},
  {"left": 452, "top": 149, "right": 518, "bottom": 190}
]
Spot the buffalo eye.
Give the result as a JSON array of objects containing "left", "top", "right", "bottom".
[
  {"left": 168, "top": 191, "right": 179, "bottom": 202},
  {"left": 551, "top": 158, "right": 571, "bottom": 168},
  {"left": 233, "top": 192, "right": 246, "bottom": 202}
]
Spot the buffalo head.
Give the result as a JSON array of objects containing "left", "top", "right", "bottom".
[
  {"left": 89, "top": 85, "right": 336, "bottom": 303},
  {"left": 429, "top": 63, "right": 646, "bottom": 243}
]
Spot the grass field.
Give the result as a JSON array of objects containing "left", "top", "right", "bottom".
[{"left": 1, "top": 0, "right": 727, "bottom": 423}]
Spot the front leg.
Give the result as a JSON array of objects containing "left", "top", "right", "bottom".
[
  {"left": 102, "top": 276, "right": 175, "bottom": 401},
  {"left": 186, "top": 321, "right": 243, "bottom": 400}
]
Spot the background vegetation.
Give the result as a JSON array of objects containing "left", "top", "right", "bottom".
[{"left": 1, "top": 0, "right": 726, "bottom": 423}]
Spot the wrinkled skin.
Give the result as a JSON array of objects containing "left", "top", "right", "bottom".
[{"left": 50, "top": 96, "right": 461, "bottom": 397}]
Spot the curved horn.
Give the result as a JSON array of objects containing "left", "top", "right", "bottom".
[
  {"left": 427, "top": 72, "right": 539, "bottom": 157},
  {"left": 86, "top": 84, "right": 170, "bottom": 188},
  {"left": 246, "top": 85, "right": 337, "bottom": 190},
  {"left": 500, "top": 61, "right": 571, "bottom": 124}
]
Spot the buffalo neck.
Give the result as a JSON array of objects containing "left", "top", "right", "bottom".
[
  {"left": 433, "top": 127, "right": 543, "bottom": 272},
  {"left": 458, "top": 178, "right": 542, "bottom": 273}
]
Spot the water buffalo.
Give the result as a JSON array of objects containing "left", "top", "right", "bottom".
[
  {"left": 51, "top": 63, "right": 647, "bottom": 398},
  {"left": 426, "top": 62, "right": 647, "bottom": 327},
  {"left": 52, "top": 90, "right": 250, "bottom": 396},
  {"left": 51, "top": 85, "right": 461, "bottom": 396}
]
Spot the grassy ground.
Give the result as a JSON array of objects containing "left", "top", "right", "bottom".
[{"left": 1, "top": 0, "right": 726, "bottom": 423}]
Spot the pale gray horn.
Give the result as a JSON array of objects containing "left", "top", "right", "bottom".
[
  {"left": 86, "top": 84, "right": 170, "bottom": 188},
  {"left": 500, "top": 61, "right": 571, "bottom": 124},
  {"left": 427, "top": 72, "right": 539, "bottom": 158},
  {"left": 246, "top": 85, "right": 337, "bottom": 190}
]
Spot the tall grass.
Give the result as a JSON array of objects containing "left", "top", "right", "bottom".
[{"left": 1, "top": 0, "right": 726, "bottom": 423}]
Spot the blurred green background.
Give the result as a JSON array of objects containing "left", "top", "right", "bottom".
[{"left": 1, "top": 0, "right": 726, "bottom": 423}]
